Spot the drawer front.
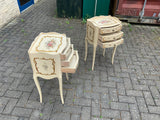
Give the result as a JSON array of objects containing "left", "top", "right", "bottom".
[
  {"left": 61, "top": 38, "right": 71, "bottom": 60},
  {"left": 61, "top": 51, "right": 79, "bottom": 73},
  {"left": 99, "top": 31, "right": 123, "bottom": 42},
  {"left": 61, "top": 44, "right": 74, "bottom": 67},
  {"left": 100, "top": 24, "right": 122, "bottom": 34},
  {"left": 98, "top": 38, "right": 124, "bottom": 48}
]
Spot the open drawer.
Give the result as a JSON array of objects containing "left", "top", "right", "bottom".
[
  {"left": 61, "top": 50, "right": 79, "bottom": 73},
  {"left": 98, "top": 38, "right": 124, "bottom": 48},
  {"left": 99, "top": 24, "right": 122, "bottom": 35},
  {"left": 61, "top": 44, "right": 74, "bottom": 67},
  {"left": 99, "top": 31, "right": 123, "bottom": 42},
  {"left": 60, "top": 38, "right": 71, "bottom": 60}
]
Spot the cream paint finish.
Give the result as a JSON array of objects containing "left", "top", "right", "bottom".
[
  {"left": 84, "top": 16, "right": 124, "bottom": 71},
  {"left": 28, "top": 32, "right": 79, "bottom": 104}
]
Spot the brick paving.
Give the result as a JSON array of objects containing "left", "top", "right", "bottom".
[{"left": 0, "top": 0, "right": 160, "bottom": 120}]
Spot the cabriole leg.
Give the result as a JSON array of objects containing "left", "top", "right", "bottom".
[
  {"left": 58, "top": 77, "right": 64, "bottom": 104},
  {"left": 66, "top": 73, "right": 69, "bottom": 80},
  {"left": 84, "top": 38, "right": 88, "bottom": 61},
  {"left": 112, "top": 45, "right": 117, "bottom": 64},
  {"left": 92, "top": 46, "right": 97, "bottom": 71},
  {"left": 103, "top": 48, "right": 105, "bottom": 57},
  {"left": 33, "top": 75, "right": 42, "bottom": 103}
]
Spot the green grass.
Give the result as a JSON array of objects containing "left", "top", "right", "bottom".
[
  {"left": 69, "top": 26, "right": 73, "bottom": 29},
  {"left": 100, "top": 115, "right": 103, "bottom": 118},
  {"left": 21, "top": 29, "right": 24, "bottom": 32},
  {"left": 64, "top": 81, "right": 68, "bottom": 84},
  {"left": 151, "top": 29, "right": 156, "bottom": 33},
  {"left": 54, "top": 9, "right": 57, "bottom": 14},
  {"left": 49, "top": 100, "right": 53, "bottom": 104},
  {"left": 24, "top": 40, "right": 27, "bottom": 44},
  {"left": 24, "top": 33, "right": 27, "bottom": 36},
  {"left": 88, "top": 68, "right": 92, "bottom": 71},
  {"left": 129, "top": 27, "right": 132, "bottom": 31},
  {"left": 81, "top": 14, "right": 90, "bottom": 24},
  {"left": 21, "top": 18, "right": 24, "bottom": 22},
  {"left": 65, "top": 20, "right": 70, "bottom": 24},
  {"left": 3, "top": 39, "right": 7, "bottom": 42},
  {"left": 81, "top": 18, "right": 87, "bottom": 24},
  {"left": 128, "top": 23, "right": 131, "bottom": 27},
  {"left": 70, "top": 16, "right": 73, "bottom": 20},
  {"left": 128, "top": 23, "right": 133, "bottom": 31},
  {"left": 39, "top": 113, "right": 43, "bottom": 117},
  {"left": 108, "top": 101, "right": 112, "bottom": 105}
]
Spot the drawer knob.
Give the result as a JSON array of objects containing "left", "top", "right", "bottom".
[{"left": 112, "top": 29, "right": 115, "bottom": 32}]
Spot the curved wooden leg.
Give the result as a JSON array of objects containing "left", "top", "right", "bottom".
[
  {"left": 112, "top": 45, "right": 117, "bottom": 64},
  {"left": 103, "top": 48, "right": 105, "bottom": 57},
  {"left": 33, "top": 75, "right": 42, "bottom": 103},
  {"left": 58, "top": 77, "right": 64, "bottom": 104},
  {"left": 92, "top": 46, "right": 97, "bottom": 71},
  {"left": 84, "top": 38, "right": 88, "bottom": 61},
  {"left": 66, "top": 73, "right": 69, "bottom": 81}
]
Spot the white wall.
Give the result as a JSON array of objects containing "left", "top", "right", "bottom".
[
  {"left": 0, "top": 0, "right": 39, "bottom": 28},
  {"left": 34, "top": 0, "right": 39, "bottom": 3}
]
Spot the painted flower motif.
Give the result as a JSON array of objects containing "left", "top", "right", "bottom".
[
  {"left": 99, "top": 20, "right": 110, "bottom": 24},
  {"left": 47, "top": 40, "right": 54, "bottom": 47}
]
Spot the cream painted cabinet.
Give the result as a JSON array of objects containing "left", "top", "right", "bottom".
[
  {"left": 28, "top": 32, "right": 79, "bottom": 104},
  {"left": 84, "top": 16, "right": 124, "bottom": 70}
]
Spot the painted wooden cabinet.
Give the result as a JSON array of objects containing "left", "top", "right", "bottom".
[{"left": 28, "top": 32, "right": 79, "bottom": 104}]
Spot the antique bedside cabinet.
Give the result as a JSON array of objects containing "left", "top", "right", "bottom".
[
  {"left": 84, "top": 16, "right": 124, "bottom": 70},
  {"left": 28, "top": 32, "right": 79, "bottom": 104}
]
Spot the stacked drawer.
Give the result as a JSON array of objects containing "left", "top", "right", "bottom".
[
  {"left": 60, "top": 37, "right": 79, "bottom": 73},
  {"left": 85, "top": 16, "right": 124, "bottom": 70},
  {"left": 29, "top": 32, "right": 79, "bottom": 75},
  {"left": 98, "top": 21, "right": 124, "bottom": 48}
]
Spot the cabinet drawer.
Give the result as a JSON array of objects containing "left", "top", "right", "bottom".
[
  {"left": 61, "top": 50, "right": 79, "bottom": 73},
  {"left": 61, "top": 38, "right": 71, "bottom": 60},
  {"left": 61, "top": 44, "right": 74, "bottom": 67},
  {"left": 99, "top": 24, "right": 122, "bottom": 34},
  {"left": 98, "top": 38, "right": 124, "bottom": 48},
  {"left": 99, "top": 31, "right": 123, "bottom": 42}
]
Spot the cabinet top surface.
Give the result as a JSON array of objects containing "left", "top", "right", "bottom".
[
  {"left": 88, "top": 15, "right": 121, "bottom": 28},
  {"left": 28, "top": 32, "right": 67, "bottom": 54}
]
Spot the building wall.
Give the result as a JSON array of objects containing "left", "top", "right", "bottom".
[
  {"left": 34, "top": 0, "right": 39, "bottom": 3},
  {"left": 0, "top": 0, "right": 39, "bottom": 28}
]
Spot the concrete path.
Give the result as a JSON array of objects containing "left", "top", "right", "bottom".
[{"left": 0, "top": 0, "right": 160, "bottom": 119}]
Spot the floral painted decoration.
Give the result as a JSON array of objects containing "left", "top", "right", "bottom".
[
  {"left": 99, "top": 19, "right": 110, "bottom": 24},
  {"left": 47, "top": 40, "right": 55, "bottom": 48}
]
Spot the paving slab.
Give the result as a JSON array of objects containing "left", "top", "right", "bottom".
[{"left": 0, "top": 0, "right": 160, "bottom": 119}]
